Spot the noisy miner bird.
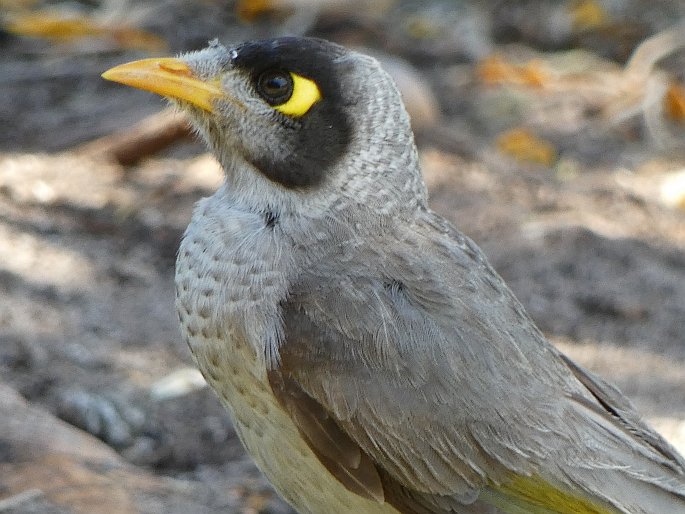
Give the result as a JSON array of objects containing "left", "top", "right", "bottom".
[{"left": 103, "top": 37, "right": 685, "bottom": 514}]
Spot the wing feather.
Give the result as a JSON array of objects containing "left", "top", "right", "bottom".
[
  {"left": 269, "top": 211, "right": 685, "bottom": 513},
  {"left": 268, "top": 369, "right": 385, "bottom": 503}
]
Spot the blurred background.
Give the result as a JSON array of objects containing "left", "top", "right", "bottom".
[{"left": 1, "top": 1, "right": 685, "bottom": 512}]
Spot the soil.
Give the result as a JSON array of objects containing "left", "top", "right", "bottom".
[{"left": 1, "top": 1, "right": 684, "bottom": 512}]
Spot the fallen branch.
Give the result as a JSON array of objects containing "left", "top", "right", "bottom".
[{"left": 77, "top": 108, "right": 192, "bottom": 166}]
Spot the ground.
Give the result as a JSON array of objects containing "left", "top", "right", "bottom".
[{"left": 1, "top": 1, "right": 684, "bottom": 513}]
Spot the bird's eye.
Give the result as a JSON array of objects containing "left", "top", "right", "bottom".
[
  {"left": 257, "top": 70, "right": 294, "bottom": 105},
  {"left": 256, "top": 69, "right": 322, "bottom": 117}
]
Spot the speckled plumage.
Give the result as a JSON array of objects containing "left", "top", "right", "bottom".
[{"left": 168, "top": 38, "right": 685, "bottom": 513}]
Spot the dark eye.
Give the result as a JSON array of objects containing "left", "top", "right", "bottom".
[{"left": 256, "top": 70, "right": 294, "bottom": 105}]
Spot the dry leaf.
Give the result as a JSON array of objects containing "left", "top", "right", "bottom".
[{"left": 497, "top": 128, "right": 557, "bottom": 166}]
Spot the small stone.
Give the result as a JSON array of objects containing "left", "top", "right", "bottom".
[
  {"left": 150, "top": 367, "right": 207, "bottom": 401},
  {"left": 660, "top": 170, "right": 685, "bottom": 210}
]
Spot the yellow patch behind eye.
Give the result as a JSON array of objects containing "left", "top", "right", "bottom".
[{"left": 274, "top": 72, "right": 321, "bottom": 117}]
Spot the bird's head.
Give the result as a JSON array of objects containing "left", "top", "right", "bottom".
[{"left": 103, "top": 37, "right": 426, "bottom": 216}]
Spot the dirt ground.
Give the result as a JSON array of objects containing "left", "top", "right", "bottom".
[{"left": 1, "top": 1, "right": 685, "bottom": 513}]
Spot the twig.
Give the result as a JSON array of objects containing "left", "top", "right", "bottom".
[
  {"left": 0, "top": 489, "right": 44, "bottom": 511},
  {"left": 77, "top": 108, "right": 192, "bottom": 166}
]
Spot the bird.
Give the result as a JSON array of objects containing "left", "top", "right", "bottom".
[{"left": 102, "top": 37, "right": 685, "bottom": 514}]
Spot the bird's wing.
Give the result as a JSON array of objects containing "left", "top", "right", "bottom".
[
  {"left": 559, "top": 352, "right": 685, "bottom": 473},
  {"left": 269, "top": 212, "right": 685, "bottom": 514}
]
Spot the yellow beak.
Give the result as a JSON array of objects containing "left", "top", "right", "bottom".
[{"left": 102, "top": 58, "right": 223, "bottom": 112}]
